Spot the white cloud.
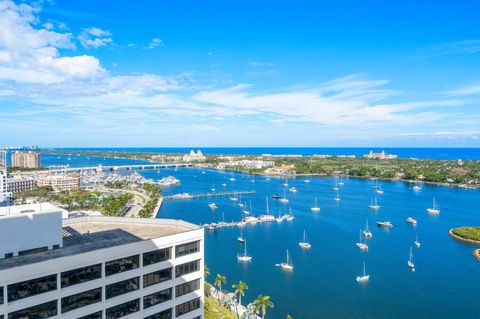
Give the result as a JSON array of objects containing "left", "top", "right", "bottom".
[
  {"left": 247, "top": 60, "right": 273, "bottom": 67},
  {"left": 78, "top": 27, "right": 113, "bottom": 49},
  {"left": 447, "top": 84, "right": 480, "bottom": 96},
  {"left": 418, "top": 40, "right": 480, "bottom": 57},
  {"left": 146, "top": 38, "right": 163, "bottom": 49},
  {"left": 0, "top": 0, "right": 104, "bottom": 84}
]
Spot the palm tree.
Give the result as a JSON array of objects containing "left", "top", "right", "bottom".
[
  {"left": 253, "top": 295, "right": 274, "bottom": 319},
  {"left": 204, "top": 265, "right": 211, "bottom": 278},
  {"left": 232, "top": 280, "right": 248, "bottom": 306},
  {"left": 214, "top": 274, "right": 227, "bottom": 294}
]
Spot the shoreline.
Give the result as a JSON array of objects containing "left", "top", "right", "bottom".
[{"left": 448, "top": 229, "right": 480, "bottom": 245}]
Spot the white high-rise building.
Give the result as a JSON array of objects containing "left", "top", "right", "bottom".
[
  {"left": 0, "top": 203, "right": 204, "bottom": 319},
  {"left": 0, "top": 151, "right": 13, "bottom": 207}
]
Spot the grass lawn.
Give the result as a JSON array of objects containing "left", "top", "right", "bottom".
[
  {"left": 204, "top": 295, "right": 238, "bottom": 319},
  {"left": 452, "top": 227, "right": 480, "bottom": 242}
]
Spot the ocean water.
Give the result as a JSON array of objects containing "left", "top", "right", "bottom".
[
  {"left": 143, "top": 167, "right": 480, "bottom": 319},
  {"left": 17, "top": 153, "right": 480, "bottom": 318},
  {"left": 47, "top": 147, "right": 480, "bottom": 160}
]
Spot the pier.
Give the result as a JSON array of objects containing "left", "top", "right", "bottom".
[
  {"left": 164, "top": 190, "right": 256, "bottom": 200},
  {"left": 44, "top": 163, "right": 192, "bottom": 174}
]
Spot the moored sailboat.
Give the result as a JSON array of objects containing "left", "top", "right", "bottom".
[
  {"left": 310, "top": 197, "right": 321, "bottom": 212},
  {"left": 299, "top": 230, "right": 311, "bottom": 249},
  {"left": 426, "top": 197, "right": 440, "bottom": 214},
  {"left": 356, "top": 262, "right": 370, "bottom": 283},
  {"left": 279, "top": 249, "right": 294, "bottom": 271},
  {"left": 237, "top": 239, "right": 252, "bottom": 262}
]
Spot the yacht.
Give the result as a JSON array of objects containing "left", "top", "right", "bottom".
[
  {"left": 356, "top": 262, "right": 370, "bottom": 283},
  {"left": 334, "top": 191, "right": 341, "bottom": 202},
  {"left": 369, "top": 197, "right": 380, "bottom": 210},
  {"left": 229, "top": 177, "right": 236, "bottom": 182},
  {"left": 376, "top": 221, "right": 393, "bottom": 229},
  {"left": 222, "top": 183, "right": 227, "bottom": 187},
  {"left": 413, "top": 185, "right": 422, "bottom": 191},
  {"left": 279, "top": 188, "right": 289, "bottom": 203},
  {"left": 426, "top": 197, "right": 440, "bottom": 215},
  {"left": 414, "top": 233, "right": 421, "bottom": 248},
  {"left": 237, "top": 228, "right": 245, "bottom": 243},
  {"left": 310, "top": 197, "right": 321, "bottom": 212},
  {"left": 237, "top": 239, "right": 252, "bottom": 262},
  {"left": 408, "top": 247, "right": 415, "bottom": 270},
  {"left": 356, "top": 230, "right": 369, "bottom": 251},
  {"left": 244, "top": 216, "right": 258, "bottom": 224},
  {"left": 259, "top": 197, "right": 275, "bottom": 222},
  {"left": 279, "top": 249, "right": 294, "bottom": 271},
  {"left": 406, "top": 217, "right": 417, "bottom": 225},
  {"left": 299, "top": 230, "right": 311, "bottom": 249},
  {"left": 284, "top": 208, "right": 295, "bottom": 221},
  {"left": 289, "top": 187, "right": 297, "bottom": 193},
  {"left": 363, "top": 219, "right": 372, "bottom": 238},
  {"left": 208, "top": 203, "right": 217, "bottom": 210}
]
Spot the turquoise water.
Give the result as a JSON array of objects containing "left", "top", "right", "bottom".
[{"left": 147, "top": 167, "right": 480, "bottom": 319}]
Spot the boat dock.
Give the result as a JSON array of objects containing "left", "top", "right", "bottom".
[
  {"left": 204, "top": 214, "right": 294, "bottom": 231},
  {"left": 164, "top": 190, "right": 256, "bottom": 200}
]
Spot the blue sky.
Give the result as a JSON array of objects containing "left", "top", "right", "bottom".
[{"left": 1, "top": 0, "right": 480, "bottom": 147}]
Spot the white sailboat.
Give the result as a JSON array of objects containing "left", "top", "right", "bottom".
[
  {"left": 356, "top": 262, "right": 370, "bottom": 283},
  {"left": 356, "top": 229, "right": 369, "bottom": 251},
  {"left": 334, "top": 191, "right": 341, "bottom": 202},
  {"left": 230, "top": 191, "right": 239, "bottom": 202},
  {"left": 283, "top": 178, "right": 289, "bottom": 187},
  {"left": 338, "top": 176, "right": 345, "bottom": 186},
  {"left": 376, "top": 221, "right": 393, "bottom": 228},
  {"left": 333, "top": 180, "right": 339, "bottom": 191},
  {"left": 299, "top": 230, "right": 311, "bottom": 249},
  {"left": 369, "top": 197, "right": 380, "bottom": 210},
  {"left": 242, "top": 201, "right": 250, "bottom": 215},
  {"left": 375, "top": 183, "right": 384, "bottom": 194},
  {"left": 238, "top": 196, "right": 244, "bottom": 208},
  {"left": 279, "top": 187, "right": 289, "bottom": 203},
  {"left": 408, "top": 247, "right": 415, "bottom": 270},
  {"left": 310, "top": 197, "right": 321, "bottom": 212},
  {"left": 285, "top": 207, "right": 295, "bottom": 221},
  {"left": 237, "top": 228, "right": 245, "bottom": 243},
  {"left": 414, "top": 233, "right": 421, "bottom": 248},
  {"left": 304, "top": 176, "right": 311, "bottom": 183},
  {"left": 279, "top": 249, "right": 294, "bottom": 271},
  {"left": 426, "top": 197, "right": 440, "bottom": 214},
  {"left": 237, "top": 239, "right": 252, "bottom": 262},
  {"left": 289, "top": 186, "right": 297, "bottom": 193},
  {"left": 363, "top": 219, "right": 372, "bottom": 238},
  {"left": 259, "top": 197, "right": 275, "bottom": 221}
]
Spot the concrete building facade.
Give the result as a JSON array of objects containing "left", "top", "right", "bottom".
[
  {"left": 0, "top": 204, "right": 204, "bottom": 319},
  {"left": 37, "top": 174, "right": 81, "bottom": 191},
  {"left": 7, "top": 177, "right": 37, "bottom": 194},
  {"left": 0, "top": 151, "right": 12, "bottom": 207},
  {"left": 11, "top": 151, "right": 41, "bottom": 169}
]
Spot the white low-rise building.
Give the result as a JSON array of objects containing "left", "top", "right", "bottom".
[
  {"left": 182, "top": 150, "right": 206, "bottom": 163},
  {"left": 218, "top": 160, "right": 275, "bottom": 170},
  {"left": 0, "top": 203, "right": 204, "bottom": 319}
]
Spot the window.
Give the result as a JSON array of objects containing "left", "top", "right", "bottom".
[
  {"left": 78, "top": 312, "right": 103, "bottom": 319},
  {"left": 106, "top": 277, "right": 139, "bottom": 299},
  {"left": 106, "top": 299, "right": 140, "bottom": 319},
  {"left": 4, "top": 253, "right": 13, "bottom": 259},
  {"left": 143, "top": 288, "right": 172, "bottom": 309},
  {"left": 143, "top": 247, "right": 171, "bottom": 266},
  {"left": 176, "top": 279, "right": 200, "bottom": 297},
  {"left": 61, "top": 287, "right": 102, "bottom": 313},
  {"left": 143, "top": 268, "right": 172, "bottom": 288},
  {"left": 0, "top": 286, "right": 3, "bottom": 304},
  {"left": 175, "top": 298, "right": 200, "bottom": 317},
  {"left": 8, "top": 274, "right": 57, "bottom": 302},
  {"left": 144, "top": 309, "right": 172, "bottom": 319},
  {"left": 61, "top": 264, "right": 102, "bottom": 288},
  {"left": 175, "top": 260, "right": 200, "bottom": 277},
  {"left": 53, "top": 244, "right": 60, "bottom": 250},
  {"left": 105, "top": 255, "right": 139, "bottom": 276},
  {"left": 8, "top": 300, "right": 57, "bottom": 319},
  {"left": 175, "top": 241, "right": 200, "bottom": 258}
]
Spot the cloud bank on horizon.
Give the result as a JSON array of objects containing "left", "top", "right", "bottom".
[{"left": 0, "top": 0, "right": 479, "bottom": 147}]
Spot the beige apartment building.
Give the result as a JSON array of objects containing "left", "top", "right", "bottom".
[
  {"left": 11, "top": 151, "right": 41, "bottom": 168},
  {"left": 37, "top": 174, "right": 81, "bottom": 191}
]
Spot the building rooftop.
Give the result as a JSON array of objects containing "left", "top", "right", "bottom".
[
  {"left": 0, "top": 202, "right": 60, "bottom": 217},
  {"left": 0, "top": 216, "right": 200, "bottom": 271}
]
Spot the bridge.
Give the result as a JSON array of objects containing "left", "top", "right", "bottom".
[{"left": 46, "top": 163, "right": 192, "bottom": 173}]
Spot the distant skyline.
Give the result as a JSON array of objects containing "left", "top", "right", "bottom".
[{"left": 1, "top": 0, "right": 480, "bottom": 147}]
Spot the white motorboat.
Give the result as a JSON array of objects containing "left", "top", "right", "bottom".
[
  {"left": 376, "top": 221, "right": 393, "bottom": 229},
  {"left": 208, "top": 203, "right": 217, "bottom": 209},
  {"left": 310, "top": 197, "right": 321, "bottom": 212},
  {"left": 299, "top": 230, "right": 312, "bottom": 249},
  {"left": 426, "top": 197, "right": 440, "bottom": 215},
  {"left": 356, "top": 262, "right": 370, "bottom": 283},
  {"left": 229, "top": 177, "right": 236, "bottom": 182},
  {"left": 289, "top": 187, "right": 297, "bottom": 193},
  {"left": 413, "top": 185, "right": 422, "bottom": 191},
  {"left": 406, "top": 217, "right": 417, "bottom": 225}
]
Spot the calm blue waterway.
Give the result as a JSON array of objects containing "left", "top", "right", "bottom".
[
  {"left": 16, "top": 153, "right": 480, "bottom": 318},
  {"left": 47, "top": 147, "right": 480, "bottom": 159}
]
